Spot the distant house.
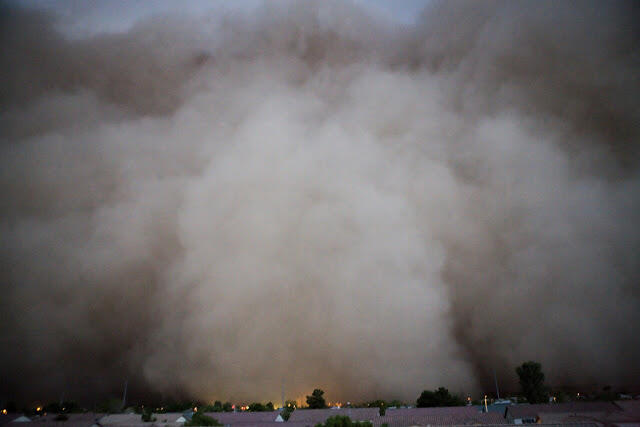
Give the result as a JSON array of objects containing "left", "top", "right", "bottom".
[
  {"left": 182, "top": 411, "right": 194, "bottom": 422},
  {"left": 174, "top": 412, "right": 195, "bottom": 424}
]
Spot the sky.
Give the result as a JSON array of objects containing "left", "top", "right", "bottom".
[
  {"left": 10, "top": 0, "right": 430, "bottom": 36},
  {"left": 1, "top": 0, "right": 639, "bottom": 406}
]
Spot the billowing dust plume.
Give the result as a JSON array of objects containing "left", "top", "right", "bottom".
[{"left": 1, "top": 0, "right": 639, "bottom": 403}]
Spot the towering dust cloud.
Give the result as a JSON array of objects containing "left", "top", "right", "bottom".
[{"left": 1, "top": 0, "right": 639, "bottom": 403}]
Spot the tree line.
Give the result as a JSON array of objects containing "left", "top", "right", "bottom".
[{"left": 6, "top": 360, "right": 619, "bottom": 417}]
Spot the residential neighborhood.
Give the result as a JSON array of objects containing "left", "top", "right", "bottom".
[{"left": 2, "top": 400, "right": 640, "bottom": 427}]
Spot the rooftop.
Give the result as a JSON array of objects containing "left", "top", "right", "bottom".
[
  {"left": 287, "top": 408, "right": 379, "bottom": 424},
  {"left": 374, "top": 406, "right": 506, "bottom": 426},
  {"left": 506, "top": 402, "right": 622, "bottom": 418}
]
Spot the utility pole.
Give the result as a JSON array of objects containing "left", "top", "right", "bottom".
[
  {"left": 122, "top": 379, "right": 128, "bottom": 410},
  {"left": 493, "top": 369, "right": 500, "bottom": 400},
  {"left": 281, "top": 379, "right": 285, "bottom": 410}
]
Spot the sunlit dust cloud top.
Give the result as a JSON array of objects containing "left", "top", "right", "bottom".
[{"left": 1, "top": 0, "right": 639, "bottom": 403}]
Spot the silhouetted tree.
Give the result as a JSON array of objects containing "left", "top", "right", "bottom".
[
  {"left": 141, "top": 407, "right": 156, "bottom": 423},
  {"left": 285, "top": 400, "right": 297, "bottom": 409},
  {"left": 248, "top": 402, "right": 274, "bottom": 412},
  {"left": 185, "top": 413, "right": 221, "bottom": 426},
  {"left": 164, "top": 401, "right": 196, "bottom": 412},
  {"left": 306, "top": 389, "right": 327, "bottom": 409},
  {"left": 96, "top": 398, "right": 124, "bottom": 414},
  {"left": 314, "top": 415, "right": 372, "bottom": 427},
  {"left": 364, "top": 400, "right": 386, "bottom": 415},
  {"left": 595, "top": 385, "right": 616, "bottom": 402},
  {"left": 45, "top": 401, "right": 80, "bottom": 413},
  {"left": 416, "top": 387, "right": 464, "bottom": 407},
  {"left": 516, "top": 361, "right": 548, "bottom": 403},
  {"left": 45, "top": 402, "right": 62, "bottom": 413},
  {"left": 281, "top": 407, "right": 293, "bottom": 421},
  {"left": 281, "top": 400, "right": 297, "bottom": 421}
]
